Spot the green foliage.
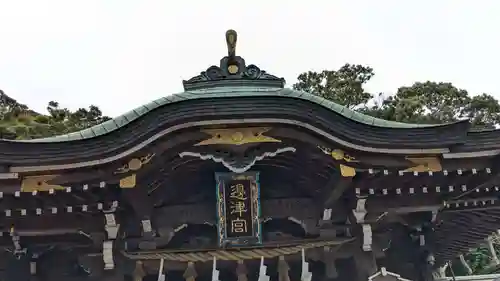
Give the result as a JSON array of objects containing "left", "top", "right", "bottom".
[
  {"left": 293, "top": 64, "right": 374, "bottom": 109},
  {"left": 465, "top": 247, "right": 492, "bottom": 274},
  {"left": 294, "top": 66, "right": 500, "bottom": 128},
  {"left": 0, "top": 90, "right": 110, "bottom": 140},
  {"left": 378, "top": 82, "right": 470, "bottom": 124}
]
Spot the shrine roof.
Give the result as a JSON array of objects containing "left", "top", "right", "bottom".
[
  {"left": 2, "top": 29, "right": 498, "bottom": 165},
  {"left": 18, "top": 86, "right": 451, "bottom": 143}
]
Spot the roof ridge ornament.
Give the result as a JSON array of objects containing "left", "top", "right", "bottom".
[
  {"left": 226, "top": 29, "right": 237, "bottom": 60},
  {"left": 183, "top": 30, "right": 286, "bottom": 91}
]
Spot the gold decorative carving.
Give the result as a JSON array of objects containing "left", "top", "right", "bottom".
[
  {"left": 340, "top": 164, "right": 356, "bottom": 177},
  {"left": 21, "top": 175, "right": 65, "bottom": 192},
  {"left": 318, "top": 146, "right": 358, "bottom": 163},
  {"left": 196, "top": 127, "right": 281, "bottom": 146},
  {"left": 318, "top": 146, "right": 358, "bottom": 177},
  {"left": 404, "top": 157, "right": 442, "bottom": 172},
  {"left": 120, "top": 174, "right": 137, "bottom": 188},
  {"left": 228, "top": 64, "right": 239, "bottom": 74},
  {"left": 116, "top": 153, "right": 155, "bottom": 174}
]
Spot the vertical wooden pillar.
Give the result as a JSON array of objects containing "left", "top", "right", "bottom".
[
  {"left": 132, "top": 261, "right": 146, "bottom": 281},
  {"left": 236, "top": 260, "right": 248, "bottom": 281},
  {"left": 184, "top": 262, "right": 197, "bottom": 281},
  {"left": 353, "top": 248, "right": 377, "bottom": 281},
  {"left": 278, "top": 256, "right": 290, "bottom": 281},
  {"left": 122, "top": 188, "right": 154, "bottom": 227},
  {"left": 5, "top": 252, "right": 31, "bottom": 281},
  {"left": 101, "top": 270, "right": 125, "bottom": 281},
  {"left": 323, "top": 247, "right": 338, "bottom": 279},
  {"left": 122, "top": 188, "right": 158, "bottom": 250}
]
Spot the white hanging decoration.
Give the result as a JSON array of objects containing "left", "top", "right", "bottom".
[
  {"left": 301, "top": 248, "right": 312, "bottom": 281},
  {"left": 258, "top": 257, "right": 270, "bottom": 281},
  {"left": 157, "top": 258, "right": 165, "bottom": 281},
  {"left": 212, "top": 257, "right": 220, "bottom": 281}
]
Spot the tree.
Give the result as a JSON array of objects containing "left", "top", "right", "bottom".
[
  {"left": 294, "top": 66, "right": 500, "bottom": 129},
  {"left": 0, "top": 90, "right": 110, "bottom": 140},
  {"left": 368, "top": 82, "right": 469, "bottom": 124},
  {"left": 293, "top": 64, "right": 374, "bottom": 109},
  {"left": 465, "top": 94, "right": 500, "bottom": 128},
  {"left": 46, "top": 101, "right": 110, "bottom": 134},
  {"left": 373, "top": 82, "right": 500, "bottom": 128}
]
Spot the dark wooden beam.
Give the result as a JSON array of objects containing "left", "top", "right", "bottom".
[{"left": 324, "top": 177, "right": 352, "bottom": 208}]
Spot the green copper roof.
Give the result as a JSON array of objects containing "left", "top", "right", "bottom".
[{"left": 20, "top": 86, "right": 446, "bottom": 143}]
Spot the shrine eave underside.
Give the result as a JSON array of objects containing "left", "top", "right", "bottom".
[{"left": 1, "top": 86, "right": 500, "bottom": 172}]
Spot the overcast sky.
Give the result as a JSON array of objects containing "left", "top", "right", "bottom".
[{"left": 0, "top": 0, "right": 499, "bottom": 117}]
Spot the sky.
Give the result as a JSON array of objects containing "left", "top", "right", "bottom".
[{"left": 0, "top": 0, "right": 499, "bottom": 117}]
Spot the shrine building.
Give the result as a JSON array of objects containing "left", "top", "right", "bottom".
[{"left": 0, "top": 30, "right": 500, "bottom": 281}]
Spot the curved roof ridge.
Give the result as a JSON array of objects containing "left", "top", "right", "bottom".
[{"left": 7, "top": 87, "right": 468, "bottom": 143}]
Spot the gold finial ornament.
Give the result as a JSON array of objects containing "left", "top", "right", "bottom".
[{"left": 226, "top": 29, "right": 237, "bottom": 58}]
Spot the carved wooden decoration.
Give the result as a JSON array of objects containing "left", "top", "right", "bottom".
[
  {"left": 318, "top": 146, "right": 359, "bottom": 163},
  {"left": 119, "top": 174, "right": 137, "bottom": 188},
  {"left": 115, "top": 154, "right": 155, "bottom": 174},
  {"left": 318, "top": 146, "right": 357, "bottom": 177},
  {"left": 182, "top": 29, "right": 285, "bottom": 90},
  {"left": 179, "top": 147, "right": 296, "bottom": 173},
  {"left": 196, "top": 127, "right": 281, "bottom": 146},
  {"left": 115, "top": 154, "right": 155, "bottom": 189},
  {"left": 21, "top": 175, "right": 65, "bottom": 192},
  {"left": 405, "top": 157, "right": 442, "bottom": 172},
  {"left": 340, "top": 164, "right": 356, "bottom": 177}
]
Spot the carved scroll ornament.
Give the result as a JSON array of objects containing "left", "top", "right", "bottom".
[
  {"left": 115, "top": 153, "right": 155, "bottom": 174},
  {"left": 318, "top": 146, "right": 357, "bottom": 177},
  {"left": 114, "top": 154, "right": 155, "bottom": 189},
  {"left": 179, "top": 147, "right": 296, "bottom": 173}
]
